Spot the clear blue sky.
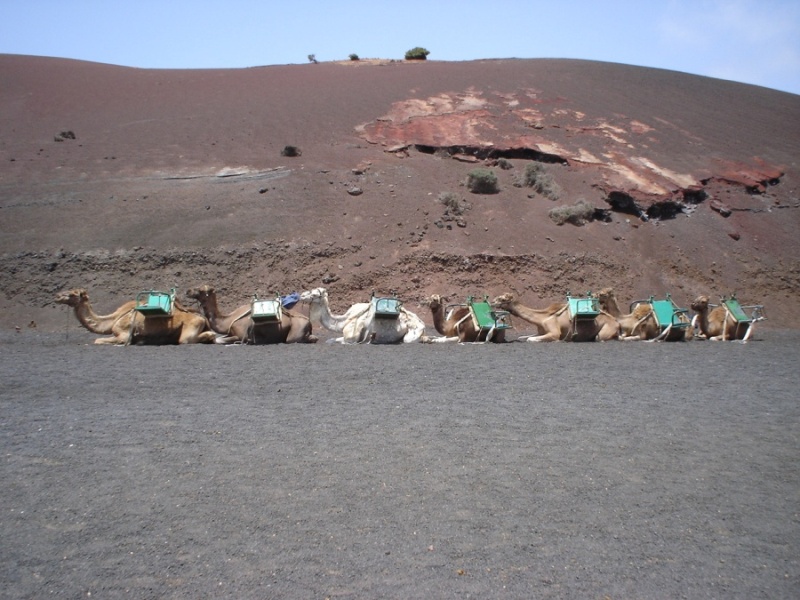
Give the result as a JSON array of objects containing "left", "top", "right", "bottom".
[{"left": 2, "top": 0, "right": 799, "bottom": 95}]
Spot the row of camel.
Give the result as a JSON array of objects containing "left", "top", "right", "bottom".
[{"left": 55, "top": 285, "right": 763, "bottom": 345}]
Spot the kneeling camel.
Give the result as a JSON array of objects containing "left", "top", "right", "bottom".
[
  {"left": 690, "top": 295, "right": 763, "bottom": 341},
  {"left": 300, "top": 287, "right": 424, "bottom": 344},
  {"left": 422, "top": 294, "right": 507, "bottom": 343},
  {"left": 186, "top": 285, "right": 316, "bottom": 344},
  {"left": 492, "top": 293, "right": 620, "bottom": 342},
  {"left": 56, "top": 288, "right": 216, "bottom": 345}
]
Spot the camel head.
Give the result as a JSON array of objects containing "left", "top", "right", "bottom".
[
  {"left": 427, "top": 294, "right": 445, "bottom": 309},
  {"left": 690, "top": 295, "right": 710, "bottom": 313},
  {"left": 300, "top": 288, "right": 327, "bottom": 304},
  {"left": 492, "top": 293, "right": 515, "bottom": 309},
  {"left": 55, "top": 288, "right": 88, "bottom": 307},
  {"left": 595, "top": 287, "right": 615, "bottom": 305},
  {"left": 186, "top": 284, "right": 215, "bottom": 303}
]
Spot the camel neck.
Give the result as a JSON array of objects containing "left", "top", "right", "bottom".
[
  {"left": 604, "top": 296, "right": 624, "bottom": 318},
  {"left": 74, "top": 301, "right": 104, "bottom": 333},
  {"left": 312, "top": 298, "right": 347, "bottom": 332},
  {"left": 200, "top": 294, "right": 244, "bottom": 332},
  {"left": 430, "top": 304, "right": 447, "bottom": 335},
  {"left": 697, "top": 309, "right": 711, "bottom": 337},
  {"left": 507, "top": 302, "right": 547, "bottom": 326}
]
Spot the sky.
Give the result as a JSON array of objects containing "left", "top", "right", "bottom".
[{"left": 2, "top": 0, "right": 799, "bottom": 95}]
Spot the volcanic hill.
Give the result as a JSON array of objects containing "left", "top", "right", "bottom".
[{"left": 1, "top": 54, "right": 799, "bottom": 330}]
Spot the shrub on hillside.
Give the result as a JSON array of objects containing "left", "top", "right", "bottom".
[
  {"left": 522, "top": 162, "right": 561, "bottom": 200},
  {"left": 466, "top": 169, "right": 499, "bottom": 194},
  {"left": 405, "top": 47, "right": 430, "bottom": 60},
  {"left": 548, "top": 199, "right": 596, "bottom": 226},
  {"left": 438, "top": 192, "right": 467, "bottom": 215},
  {"left": 349, "top": 53, "right": 359, "bottom": 61},
  {"left": 280, "top": 145, "right": 302, "bottom": 157}
]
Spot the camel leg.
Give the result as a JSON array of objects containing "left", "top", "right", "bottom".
[
  {"left": 402, "top": 318, "right": 426, "bottom": 343},
  {"left": 177, "top": 329, "right": 196, "bottom": 344},
  {"left": 526, "top": 323, "right": 561, "bottom": 342},
  {"left": 597, "top": 323, "right": 620, "bottom": 341},
  {"left": 722, "top": 310, "right": 732, "bottom": 340},
  {"left": 284, "top": 324, "right": 306, "bottom": 343},
  {"left": 197, "top": 331, "right": 218, "bottom": 343},
  {"left": 294, "top": 324, "right": 318, "bottom": 343},
  {"left": 177, "top": 323, "right": 215, "bottom": 344},
  {"left": 646, "top": 324, "right": 673, "bottom": 343},
  {"left": 525, "top": 333, "right": 559, "bottom": 342},
  {"left": 340, "top": 317, "right": 368, "bottom": 344},
  {"left": 527, "top": 316, "right": 562, "bottom": 342},
  {"left": 621, "top": 334, "right": 643, "bottom": 341},
  {"left": 94, "top": 335, "right": 126, "bottom": 345},
  {"left": 420, "top": 335, "right": 460, "bottom": 343},
  {"left": 300, "top": 322, "right": 318, "bottom": 343},
  {"left": 280, "top": 317, "right": 316, "bottom": 343}
]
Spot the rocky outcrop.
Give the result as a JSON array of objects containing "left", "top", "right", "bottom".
[{"left": 359, "top": 88, "right": 784, "bottom": 219}]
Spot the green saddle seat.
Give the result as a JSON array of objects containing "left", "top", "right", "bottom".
[
  {"left": 649, "top": 295, "right": 690, "bottom": 329},
  {"left": 251, "top": 297, "right": 282, "bottom": 323},
  {"left": 372, "top": 295, "right": 402, "bottom": 319},
  {"left": 723, "top": 297, "right": 751, "bottom": 323},
  {"left": 469, "top": 297, "right": 512, "bottom": 332},
  {"left": 567, "top": 295, "right": 600, "bottom": 320},
  {"left": 135, "top": 289, "right": 175, "bottom": 316}
]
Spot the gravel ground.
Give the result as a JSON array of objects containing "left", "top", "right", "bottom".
[{"left": 1, "top": 330, "right": 798, "bottom": 599}]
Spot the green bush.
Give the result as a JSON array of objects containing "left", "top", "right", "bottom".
[
  {"left": 349, "top": 53, "right": 359, "bottom": 61},
  {"left": 548, "top": 199, "right": 596, "bottom": 226},
  {"left": 405, "top": 47, "right": 430, "bottom": 60},
  {"left": 522, "top": 162, "right": 561, "bottom": 200},
  {"left": 466, "top": 169, "right": 499, "bottom": 194},
  {"left": 438, "top": 192, "right": 466, "bottom": 215}
]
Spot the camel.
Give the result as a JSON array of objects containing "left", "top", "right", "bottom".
[
  {"left": 492, "top": 293, "right": 620, "bottom": 342},
  {"left": 690, "top": 295, "right": 764, "bottom": 341},
  {"left": 300, "top": 287, "right": 425, "bottom": 344},
  {"left": 595, "top": 288, "right": 663, "bottom": 341},
  {"left": 185, "top": 285, "right": 317, "bottom": 344},
  {"left": 422, "top": 294, "right": 508, "bottom": 343},
  {"left": 55, "top": 288, "right": 217, "bottom": 345},
  {"left": 299, "top": 288, "right": 370, "bottom": 335}
]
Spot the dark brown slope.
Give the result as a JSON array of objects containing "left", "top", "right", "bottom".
[{"left": 1, "top": 54, "right": 799, "bottom": 330}]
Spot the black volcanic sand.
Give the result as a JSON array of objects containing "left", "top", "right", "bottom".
[{"left": 1, "top": 332, "right": 798, "bottom": 599}]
